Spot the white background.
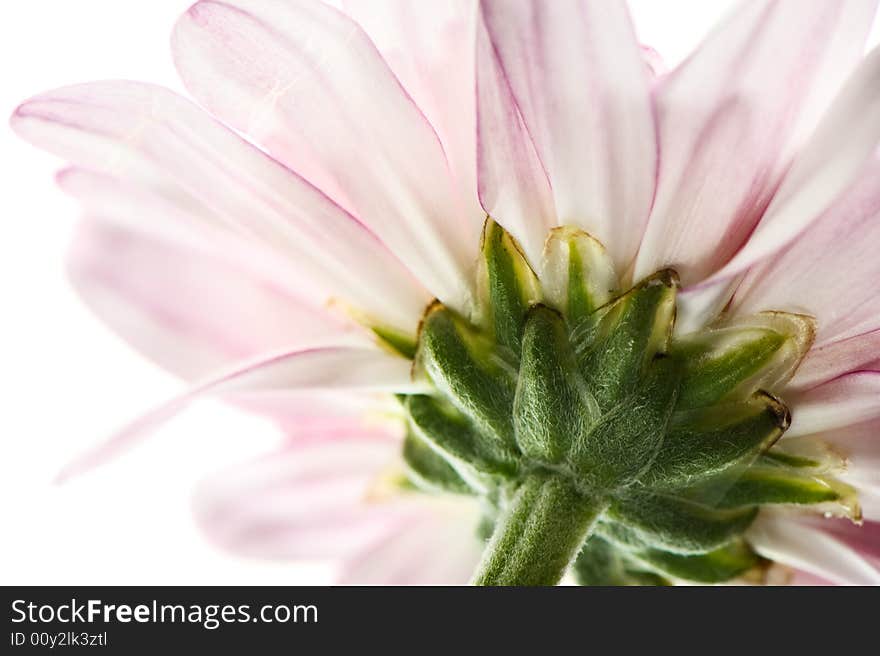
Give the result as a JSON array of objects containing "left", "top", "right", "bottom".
[{"left": 0, "top": 1, "right": 876, "bottom": 584}]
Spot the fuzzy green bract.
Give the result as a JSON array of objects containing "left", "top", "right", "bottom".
[{"left": 391, "top": 219, "right": 855, "bottom": 586}]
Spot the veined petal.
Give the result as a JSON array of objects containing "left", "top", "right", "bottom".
[
  {"left": 477, "top": 0, "right": 655, "bottom": 270},
  {"left": 197, "top": 431, "right": 482, "bottom": 583},
  {"left": 636, "top": 0, "right": 878, "bottom": 283},
  {"left": 336, "top": 497, "right": 483, "bottom": 584},
  {"left": 786, "top": 370, "right": 880, "bottom": 437},
  {"left": 704, "top": 44, "right": 880, "bottom": 286},
  {"left": 69, "top": 216, "right": 363, "bottom": 380},
  {"left": 785, "top": 416, "right": 880, "bottom": 499},
  {"left": 58, "top": 347, "right": 420, "bottom": 481},
  {"left": 790, "top": 328, "right": 880, "bottom": 390},
  {"left": 810, "top": 519, "right": 880, "bottom": 562},
  {"left": 474, "top": 12, "right": 556, "bottom": 266},
  {"left": 732, "top": 159, "right": 880, "bottom": 345},
  {"left": 172, "top": 0, "right": 476, "bottom": 309},
  {"left": 11, "top": 82, "right": 429, "bottom": 335},
  {"left": 341, "top": 0, "right": 483, "bottom": 228},
  {"left": 194, "top": 433, "right": 406, "bottom": 561},
  {"left": 748, "top": 512, "right": 880, "bottom": 585}
]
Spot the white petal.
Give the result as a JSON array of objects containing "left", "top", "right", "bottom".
[
  {"left": 172, "top": 0, "right": 477, "bottom": 309},
  {"left": 58, "top": 347, "right": 419, "bottom": 481},
  {"left": 337, "top": 498, "right": 483, "bottom": 584},
  {"left": 477, "top": 0, "right": 655, "bottom": 270},
  {"left": 342, "top": 0, "right": 483, "bottom": 229},
  {"left": 748, "top": 512, "right": 880, "bottom": 585},
  {"left": 787, "top": 370, "right": 880, "bottom": 437},
  {"left": 732, "top": 159, "right": 880, "bottom": 345},
  {"left": 195, "top": 433, "right": 407, "bottom": 561},
  {"left": 12, "top": 82, "right": 429, "bottom": 335},
  {"left": 789, "top": 328, "right": 880, "bottom": 391},
  {"left": 69, "top": 215, "right": 363, "bottom": 380},
  {"left": 636, "top": 0, "right": 878, "bottom": 284},
  {"left": 705, "top": 45, "right": 880, "bottom": 286}
]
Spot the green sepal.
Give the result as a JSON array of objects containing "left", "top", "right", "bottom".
[
  {"left": 576, "top": 270, "right": 678, "bottom": 406},
  {"left": 574, "top": 536, "right": 670, "bottom": 586},
  {"left": 606, "top": 491, "right": 758, "bottom": 554},
  {"left": 706, "top": 465, "right": 852, "bottom": 511},
  {"left": 406, "top": 394, "right": 519, "bottom": 477},
  {"left": 513, "top": 305, "right": 597, "bottom": 465},
  {"left": 479, "top": 218, "right": 540, "bottom": 353},
  {"left": 642, "top": 391, "right": 789, "bottom": 488},
  {"left": 372, "top": 325, "right": 417, "bottom": 360},
  {"left": 628, "top": 540, "right": 761, "bottom": 583},
  {"left": 673, "top": 312, "right": 815, "bottom": 408},
  {"left": 572, "top": 355, "right": 681, "bottom": 489},
  {"left": 417, "top": 304, "right": 518, "bottom": 451},
  {"left": 541, "top": 227, "right": 617, "bottom": 322},
  {"left": 402, "top": 431, "right": 473, "bottom": 495}
]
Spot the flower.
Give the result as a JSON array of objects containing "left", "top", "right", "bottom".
[{"left": 11, "top": 0, "right": 880, "bottom": 585}]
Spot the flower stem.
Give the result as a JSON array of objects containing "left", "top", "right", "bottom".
[{"left": 472, "top": 473, "right": 606, "bottom": 586}]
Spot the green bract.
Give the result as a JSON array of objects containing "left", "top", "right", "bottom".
[{"left": 391, "top": 219, "right": 854, "bottom": 586}]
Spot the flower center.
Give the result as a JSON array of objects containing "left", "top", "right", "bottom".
[{"left": 386, "top": 220, "right": 857, "bottom": 585}]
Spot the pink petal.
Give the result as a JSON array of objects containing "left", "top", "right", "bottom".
[
  {"left": 68, "top": 216, "right": 363, "bottom": 380},
  {"left": 635, "top": 0, "right": 878, "bottom": 284},
  {"left": 703, "top": 44, "right": 880, "bottom": 287},
  {"left": 477, "top": 0, "right": 655, "bottom": 270},
  {"left": 811, "top": 519, "right": 880, "bottom": 562},
  {"left": 11, "top": 82, "right": 429, "bottom": 335},
  {"left": 789, "top": 328, "right": 880, "bottom": 391},
  {"left": 197, "top": 431, "right": 483, "bottom": 583},
  {"left": 172, "top": 0, "right": 477, "bottom": 310},
  {"left": 474, "top": 11, "right": 556, "bottom": 266},
  {"left": 194, "top": 433, "right": 408, "bottom": 561},
  {"left": 341, "top": 0, "right": 484, "bottom": 229},
  {"left": 748, "top": 513, "right": 880, "bottom": 585},
  {"left": 58, "top": 347, "right": 420, "bottom": 481},
  {"left": 784, "top": 415, "right": 880, "bottom": 519},
  {"left": 732, "top": 159, "right": 880, "bottom": 346},
  {"left": 786, "top": 370, "right": 880, "bottom": 437},
  {"left": 336, "top": 499, "right": 483, "bottom": 584}
]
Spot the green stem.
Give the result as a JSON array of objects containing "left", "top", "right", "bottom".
[{"left": 472, "top": 473, "right": 606, "bottom": 586}]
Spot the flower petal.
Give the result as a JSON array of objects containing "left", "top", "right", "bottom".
[
  {"left": 172, "top": 0, "right": 476, "bottom": 309},
  {"left": 703, "top": 44, "right": 880, "bottom": 287},
  {"left": 58, "top": 347, "right": 419, "bottom": 481},
  {"left": 474, "top": 12, "right": 556, "bottom": 266},
  {"left": 748, "top": 512, "right": 880, "bottom": 585},
  {"left": 789, "top": 328, "right": 880, "bottom": 391},
  {"left": 732, "top": 159, "right": 880, "bottom": 345},
  {"left": 68, "top": 215, "right": 362, "bottom": 380},
  {"left": 336, "top": 498, "right": 483, "bottom": 584},
  {"left": 11, "top": 82, "right": 429, "bottom": 335},
  {"left": 194, "top": 433, "right": 407, "bottom": 561},
  {"left": 785, "top": 415, "right": 880, "bottom": 519},
  {"left": 477, "top": 0, "right": 655, "bottom": 270},
  {"left": 636, "top": 0, "right": 879, "bottom": 283},
  {"left": 786, "top": 370, "right": 880, "bottom": 437},
  {"left": 341, "top": 0, "right": 483, "bottom": 227}
]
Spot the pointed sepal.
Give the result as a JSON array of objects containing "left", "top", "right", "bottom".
[
  {"left": 513, "top": 305, "right": 597, "bottom": 465},
  {"left": 606, "top": 491, "right": 758, "bottom": 554},
  {"left": 576, "top": 270, "right": 679, "bottom": 405},
  {"left": 406, "top": 394, "right": 519, "bottom": 477},
  {"left": 541, "top": 227, "right": 618, "bottom": 323},
  {"left": 416, "top": 303, "right": 518, "bottom": 452},
  {"left": 674, "top": 311, "right": 816, "bottom": 408},
  {"left": 478, "top": 218, "right": 541, "bottom": 353},
  {"left": 628, "top": 540, "right": 761, "bottom": 583},
  {"left": 643, "top": 391, "right": 789, "bottom": 488},
  {"left": 402, "top": 430, "right": 474, "bottom": 495}
]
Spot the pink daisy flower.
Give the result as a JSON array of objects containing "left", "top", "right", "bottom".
[{"left": 12, "top": 0, "right": 880, "bottom": 585}]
